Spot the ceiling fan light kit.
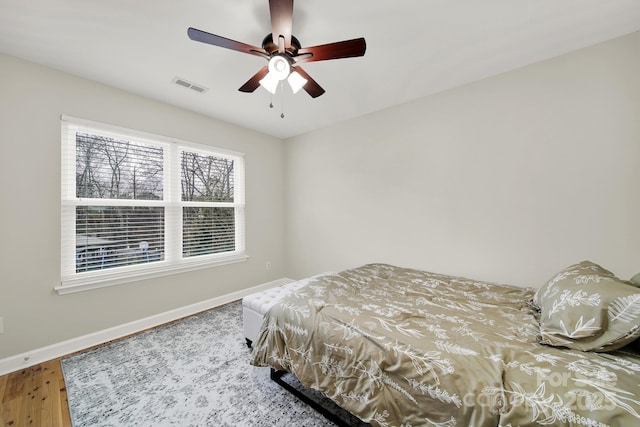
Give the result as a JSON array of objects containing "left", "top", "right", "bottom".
[
  {"left": 187, "top": 0, "right": 366, "bottom": 99},
  {"left": 258, "top": 56, "right": 307, "bottom": 95},
  {"left": 258, "top": 71, "right": 280, "bottom": 94},
  {"left": 287, "top": 71, "right": 307, "bottom": 94},
  {"left": 267, "top": 55, "right": 290, "bottom": 80}
]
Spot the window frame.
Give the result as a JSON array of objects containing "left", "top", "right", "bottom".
[{"left": 58, "top": 115, "right": 247, "bottom": 295}]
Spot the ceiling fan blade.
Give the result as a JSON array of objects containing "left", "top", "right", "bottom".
[
  {"left": 188, "top": 27, "right": 267, "bottom": 59},
  {"left": 296, "top": 38, "right": 366, "bottom": 63},
  {"left": 294, "top": 66, "right": 325, "bottom": 98},
  {"left": 238, "top": 66, "right": 269, "bottom": 93},
  {"left": 269, "top": 0, "right": 293, "bottom": 51}
]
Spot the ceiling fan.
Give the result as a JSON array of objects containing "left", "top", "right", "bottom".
[{"left": 187, "top": 0, "right": 366, "bottom": 98}]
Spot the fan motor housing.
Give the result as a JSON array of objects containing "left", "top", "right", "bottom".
[{"left": 262, "top": 34, "right": 301, "bottom": 56}]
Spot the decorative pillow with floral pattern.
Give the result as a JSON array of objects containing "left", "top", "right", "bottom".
[{"left": 536, "top": 261, "right": 640, "bottom": 352}]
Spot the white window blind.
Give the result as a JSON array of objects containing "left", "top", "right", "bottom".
[{"left": 59, "top": 116, "right": 246, "bottom": 294}]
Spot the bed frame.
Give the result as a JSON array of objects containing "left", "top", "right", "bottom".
[{"left": 270, "top": 369, "right": 369, "bottom": 427}]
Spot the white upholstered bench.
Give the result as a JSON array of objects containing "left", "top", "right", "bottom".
[{"left": 242, "top": 273, "right": 332, "bottom": 347}]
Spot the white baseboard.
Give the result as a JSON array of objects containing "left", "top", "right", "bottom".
[{"left": 0, "top": 277, "right": 293, "bottom": 376}]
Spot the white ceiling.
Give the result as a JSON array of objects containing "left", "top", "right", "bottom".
[{"left": 1, "top": 1, "right": 640, "bottom": 139}]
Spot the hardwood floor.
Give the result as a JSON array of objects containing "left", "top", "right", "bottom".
[{"left": 0, "top": 359, "right": 71, "bottom": 427}]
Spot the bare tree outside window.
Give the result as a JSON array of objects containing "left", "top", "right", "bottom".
[
  {"left": 181, "top": 151, "right": 235, "bottom": 257},
  {"left": 75, "top": 133, "right": 165, "bottom": 272},
  {"left": 76, "top": 133, "right": 163, "bottom": 200},
  {"left": 181, "top": 151, "right": 234, "bottom": 202}
]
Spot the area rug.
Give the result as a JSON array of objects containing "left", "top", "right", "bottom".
[{"left": 61, "top": 301, "right": 369, "bottom": 427}]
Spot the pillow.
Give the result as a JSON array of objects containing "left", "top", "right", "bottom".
[
  {"left": 536, "top": 261, "right": 640, "bottom": 352},
  {"left": 532, "top": 261, "right": 613, "bottom": 308},
  {"left": 631, "top": 273, "right": 640, "bottom": 287}
]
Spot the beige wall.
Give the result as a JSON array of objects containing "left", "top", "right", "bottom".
[
  {"left": 0, "top": 54, "right": 286, "bottom": 359},
  {"left": 284, "top": 32, "right": 640, "bottom": 287}
]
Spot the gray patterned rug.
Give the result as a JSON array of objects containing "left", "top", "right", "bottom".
[{"left": 62, "top": 301, "right": 369, "bottom": 427}]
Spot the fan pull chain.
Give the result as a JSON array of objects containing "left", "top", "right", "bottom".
[
  {"left": 280, "top": 81, "right": 285, "bottom": 118},
  {"left": 266, "top": 82, "right": 286, "bottom": 118}
]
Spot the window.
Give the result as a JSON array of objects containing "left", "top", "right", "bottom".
[{"left": 59, "top": 116, "right": 246, "bottom": 294}]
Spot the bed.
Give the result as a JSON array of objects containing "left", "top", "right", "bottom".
[{"left": 250, "top": 262, "right": 640, "bottom": 427}]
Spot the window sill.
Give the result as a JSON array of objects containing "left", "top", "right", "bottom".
[{"left": 55, "top": 253, "right": 249, "bottom": 295}]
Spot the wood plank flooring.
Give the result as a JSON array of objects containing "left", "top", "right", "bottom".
[{"left": 0, "top": 359, "right": 71, "bottom": 427}]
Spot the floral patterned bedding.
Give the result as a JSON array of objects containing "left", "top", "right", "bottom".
[{"left": 250, "top": 263, "right": 640, "bottom": 427}]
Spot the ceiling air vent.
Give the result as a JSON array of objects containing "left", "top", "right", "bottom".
[{"left": 172, "top": 77, "right": 208, "bottom": 94}]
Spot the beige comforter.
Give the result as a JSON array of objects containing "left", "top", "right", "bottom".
[{"left": 250, "top": 264, "right": 640, "bottom": 427}]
